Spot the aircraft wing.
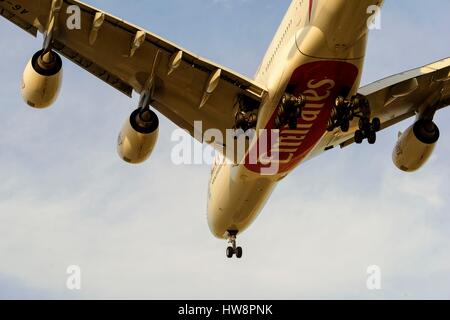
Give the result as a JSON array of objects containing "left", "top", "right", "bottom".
[
  {"left": 329, "top": 57, "right": 450, "bottom": 148},
  {"left": 0, "top": 0, "right": 267, "bottom": 145}
]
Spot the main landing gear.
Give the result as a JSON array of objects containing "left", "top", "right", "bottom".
[
  {"left": 327, "top": 94, "right": 381, "bottom": 144},
  {"left": 275, "top": 93, "right": 306, "bottom": 130},
  {"left": 234, "top": 94, "right": 259, "bottom": 131},
  {"left": 226, "top": 231, "right": 243, "bottom": 259}
]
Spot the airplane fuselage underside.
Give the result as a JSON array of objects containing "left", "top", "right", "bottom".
[{"left": 207, "top": 0, "right": 379, "bottom": 239}]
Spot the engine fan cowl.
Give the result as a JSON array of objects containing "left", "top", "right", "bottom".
[
  {"left": 21, "top": 50, "right": 63, "bottom": 109},
  {"left": 393, "top": 119, "right": 439, "bottom": 172},
  {"left": 117, "top": 108, "right": 159, "bottom": 164}
]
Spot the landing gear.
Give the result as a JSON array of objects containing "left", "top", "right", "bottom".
[
  {"left": 226, "top": 247, "right": 234, "bottom": 258},
  {"left": 327, "top": 94, "right": 381, "bottom": 144},
  {"left": 275, "top": 93, "right": 306, "bottom": 129},
  {"left": 354, "top": 115, "right": 380, "bottom": 145},
  {"left": 234, "top": 94, "right": 260, "bottom": 131},
  {"left": 235, "top": 110, "right": 258, "bottom": 132},
  {"left": 226, "top": 231, "right": 243, "bottom": 259}
]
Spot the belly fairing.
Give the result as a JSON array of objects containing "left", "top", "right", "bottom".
[{"left": 245, "top": 60, "right": 359, "bottom": 175}]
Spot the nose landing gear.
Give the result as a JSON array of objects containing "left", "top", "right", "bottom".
[
  {"left": 327, "top": 94, "right": 381, "bottom": 145},
  {"left": 226, "top": 231, "right": 243, "bottom": 259}
]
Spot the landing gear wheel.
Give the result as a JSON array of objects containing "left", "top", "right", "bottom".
[
  {"left": 335, "top": 96, "right": 345, "bottom": 107},
  {"left": 359, "top": 117, "right": 370, "bottom": 131},
  {"left": 236, "top": 247, "right": 243, "bottom": 259},
  {"left": 355, "top": 130, "right": 364, "bottom": 144},
  {"left": 226, "top": 247, "right": 234, "bottom": 258},
  {"left": 329, "top": 95, "right": 380, "bottom": 146},
  {"left": 367, "top": 131, "right": 377, "bottom": 145},
  {"left": 341, "top": 118, "right": 350, "bottom": 133},
  {"left": 288, "top": 117, "right": 298, "bottom": 130},
  {"left": 326, "top": 119, "right": 335, "bottom": 132},
  {"left": 274, "top": 116, "right": 282, "bottom": 129},
  {"left": 352, "top": 94, "right": 370, "bottom": 112},
  {"left": 274, "top": 93, "right": 306, "bottom": 129},
  {"left": 331, "top": 96, "right": 357, "bottom": 133},
  {"left": 226, "top": 231, "right": 243, "bottom": 259},
  {"left": 371, "top": 117, "right": 381, "bottom": 132}
]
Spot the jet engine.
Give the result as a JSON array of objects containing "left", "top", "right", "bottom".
[
  {"left": 117, "top": 108, "right": 159, "bottom": 164},
  {"left": 21, "top": 50, "right": 63, "bottom": 109},
  {"left": 393, "top": 119, "right": 439, "bottom": 172}
]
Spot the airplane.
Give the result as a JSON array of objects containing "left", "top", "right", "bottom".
[{"left": 1, "top": 0, "right": 449, "bottom": 259}]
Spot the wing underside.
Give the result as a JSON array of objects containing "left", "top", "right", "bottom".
[
  {"left": 330, "top": 57, "right": 450, "bottom": 149},
  {"left": 0, "top": 0, "right": 268, "bottom": 147},
  {"left": 2, "top": 1, "right": 449, "bottom": 153}
]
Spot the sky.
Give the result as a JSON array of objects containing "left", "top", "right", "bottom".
[{"left": 0, "top": 0, "right": 449, "bottom": 299}]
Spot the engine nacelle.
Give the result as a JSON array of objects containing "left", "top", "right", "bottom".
[
  {"left": 117, "top": 108, "right": 159, "bottom": 164},
  {"left": 393, "top": 119, "right": 439, "bottom": 172},
  {"left": 21, "top": 50, "right": 63, "bottom": 109}
]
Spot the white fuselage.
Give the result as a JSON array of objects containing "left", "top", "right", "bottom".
[{"left": 207, "top": 0, "right": 382, "bottom": 239}]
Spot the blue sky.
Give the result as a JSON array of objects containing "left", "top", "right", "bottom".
[{"left": 0, "top": 0, "right": 449, "bottom": 299}]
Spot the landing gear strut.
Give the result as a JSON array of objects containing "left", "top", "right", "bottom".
[
  {"left": 327, "top": 94, "right": 380, "bottom": 145},
  {"left": 226, "top": 231, "right": 243, "bottom": 259},
  {"left": 275, "top": 93, "right": 306, "bottom": 129}
]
